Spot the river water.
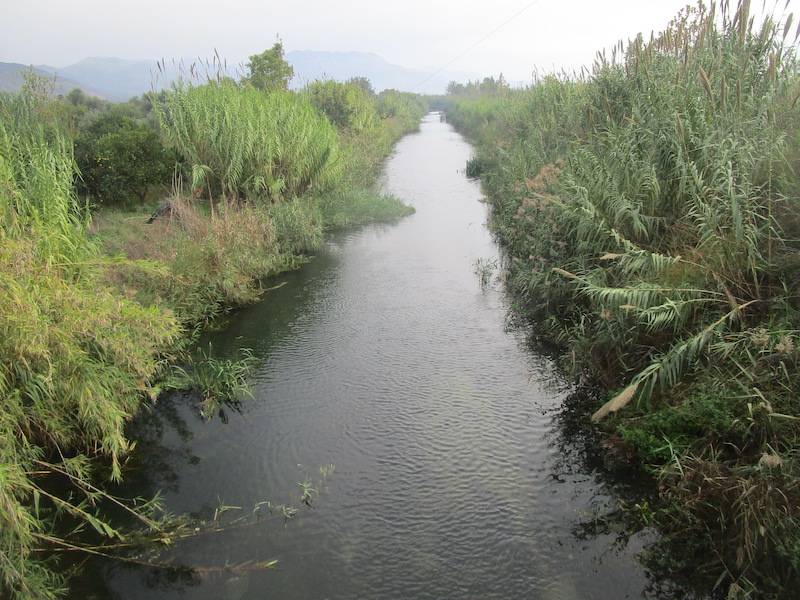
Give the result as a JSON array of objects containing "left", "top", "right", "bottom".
[{"left": 92, "top": 113, "right": 660, "bottom": 599}]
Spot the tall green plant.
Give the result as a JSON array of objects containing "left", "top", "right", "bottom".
[
  {"left": 305, "top": 80, "right": 378, "bottom": 133},
  {"left": 0, "top": 89, "right": 179, "bottom": 600},
  {"left": 446, "top": 1, "right": 800, "bottom": 592},
  {"left": 155, "top": 81, "right": 341, "bottom": 202}
]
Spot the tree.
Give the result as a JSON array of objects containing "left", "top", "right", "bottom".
[
  {"left": 306, "top": 80, "right": 377, "bottom": 132},
  {"left": 75, "top": 112, "right": 173, "bottom": 205},
  {"left": 245, "top": 42, "right": 294, "bottom": 91},
  {"left": 446, "top": 81, "right": 466, "bottom": 95},
  {"left": 347, "top": 76, "right": 374, "bottom": 95}
]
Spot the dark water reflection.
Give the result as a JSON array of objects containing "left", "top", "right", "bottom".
[{"left": 83, "top": 113, "right": 669, "bottom": 599}]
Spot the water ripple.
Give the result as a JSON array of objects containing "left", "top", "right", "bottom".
[{"left": 105, "top": 114, "right": 653, "bottom": 600}]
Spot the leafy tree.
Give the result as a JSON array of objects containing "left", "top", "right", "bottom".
[
  {"left": 446, "top": 81, "right": 466, "bottom": 95},
  {"left": 306, "top": 80, "right": 378, "bottom": 132},
  {"left": 446, "top": 75, "right": 510, "bottom": 96},
  {"left": 75, "top": 112, "right": 173, "bottom": 205},
  {"left": 347, "top": 76, "right": 374, "bottom": 95},
  {"left": 245, "top": 42, "right": 294, "bottom": 91}
]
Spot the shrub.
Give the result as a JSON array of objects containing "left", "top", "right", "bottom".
[
  {"left": 375, "top": 89, "right": 427, "bottom": 129},
  {"left": 97, "top": 197, "right": 292, "bottom": 325},
  {"left": 268, "top": 196, "right": 323, "bottom": 255},
  {"left": 305, "top": 80, "right": 378, "bottom": 133},
  {"left": 75, "top": 111, "right": 174, "bottom": 205}
]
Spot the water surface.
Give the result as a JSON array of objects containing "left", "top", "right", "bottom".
[{"left": 99, "top": 113, "right": 657, "bottom": 599}]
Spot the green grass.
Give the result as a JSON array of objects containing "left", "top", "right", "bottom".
[
  {"left": 94, "top": 199, "right": 297, "bottom": 327},
  {"left": 165, "top": 346, "right": 256, "bottom": 420},
  {"left": 155, "top": 81, "right": 341, "bottom": 202},
  {"left": 318, "top": 189, "right": 414, "bottom": 229}
]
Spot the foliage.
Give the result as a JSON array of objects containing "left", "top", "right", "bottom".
[
  {"left": 63, "top": 88, "right": 105, "bottom": 116},
  {"left": 58, "top": 87, "right": 158, "bottom": 136},
  {"left": 617, "top": 378, "right": 745, "bottom": 465},
  {"left": 0, "top": 54, "right": 424, "bottom": 598},
  {"left": 465, "top": 156, "right": 486, "bottom": 178},
  {"left": 165, "top": 347, "right": 256, "bottom": 419},
  {"left": 346, "top": 76, "right": 375, "bottom": 96},
  {"left": 445, "top": 1, "right": 800, "bottom": 594},
  {"left": 317, "top": 189, "right": 414, "bottom": 228},
  {"left": 446, "top": 74, "right": 510, "bottom": 96},
  {"left": 99, "top": 75, "right": 424, "bottom": 324},
  {"left": 0, "top": 88, "right": 179, "bottom": 600},
  {"left": 473, "top": 258, "right": 498, "bottom": 289},
  {"left": 154, "top": 80, "right": 341, "bottom": 202},
  {"left": 267, "top": 196, "right": 324, "bottom": 255},
  {"left": 244, "top": 42, "right": 294, "bottom": 91},
  {"left": 96, "top": 197, "right": 295, "bottom": 326},
  {"left": 375, "top": 89, "right": 428, "bottom": 130},
  {"left": 305, "top": 80, "right": 378, "bottom": 133},
  {"left": 75, "top": 111, "right": 174, "bottom": 205}
]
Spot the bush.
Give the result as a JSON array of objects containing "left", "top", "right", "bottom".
[
  {"left": 305, "top": 80, "right": 378, "bottom": 133},
  {"left": 618, "top": 379, "right": 745, "bottom": 465},
  {"left": 97, "top": 198, "right": 292, "bottom": 325},
  {"left": 75, "top": 111, "right": 174, "bottom": 205},
  {"left": 375, "top": 89, "right": 427, "bottom": 130},
  {"left": 317, "top": 189, "right": 414, "bottom": 228}
]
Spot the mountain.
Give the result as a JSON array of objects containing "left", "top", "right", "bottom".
[
  {"left": 2, "top": 52, "right": 476, "bottom": 101},
  {"left": 36, "top": 57, "right": 181, "bottom": 102},
  {"left": 0, "top": 62, "right": 97, "bottom": 96},
  {"left": 286, "top": 50, "right": 474, "bottom": 94}
]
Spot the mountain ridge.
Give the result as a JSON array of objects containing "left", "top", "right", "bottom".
[
  {"left": 0, "top": 62, "right": 99, "bottom": 96},
  {"left": 1, "top": 51, "right": 477, "bottom": 100}
]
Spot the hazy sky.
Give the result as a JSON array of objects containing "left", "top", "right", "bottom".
[{"left": 0, "top": 1, "right": 764, "bottom": 80}]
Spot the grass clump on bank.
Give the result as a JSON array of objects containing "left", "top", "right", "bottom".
[
  {"left": 94, "top": 197, "right": 298, "bottom": 326},
  {"left": 444, "top": 1, "right": 800, "bottom": 595},
  {"left": 317, "top": 189, "right": 414, "bottom": 228}
]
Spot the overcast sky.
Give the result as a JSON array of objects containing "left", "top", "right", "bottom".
[{"left": 0, "top": 1, "right": 775, "bottom": 80}]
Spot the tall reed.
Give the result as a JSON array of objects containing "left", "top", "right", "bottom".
[
  {"left": 155, "top": 81, "right": 341, "bottom": 202},
  {"left": 446, "top": 1, "right": 800, "bottom": 593}
]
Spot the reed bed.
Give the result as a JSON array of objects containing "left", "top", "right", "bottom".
[
  {"left": 446, "top": 1, "right": 800, "bottom": 594},
  {"left": 156, "top": 81, "right": 341, "bottom": 202}
]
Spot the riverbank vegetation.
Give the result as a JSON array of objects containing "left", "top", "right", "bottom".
[
  {"left": 0, "top": 51, "right": 425, "bottom": 597},
  {"left": 444, "top": 1, "right": 800, "bottom": 595}
]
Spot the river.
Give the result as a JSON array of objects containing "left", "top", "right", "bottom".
[{"left": 87, "top": 113, "right": 660, "bottom": 599}]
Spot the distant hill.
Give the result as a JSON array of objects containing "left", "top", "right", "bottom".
[
  {"left": 1, "top": 52, "right": 476, "bottom": 101},
  {"left": 286, "top": 50, "right": 474, "bottom": 94},
  {"left": 36, "top": 57, "right": 183, "bottom": 102},
  {"left": 0, "top": 62, "right": 97, "bottom": 96}
]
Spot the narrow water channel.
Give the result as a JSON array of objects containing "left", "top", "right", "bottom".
[{"left": 95, "top": 113, "right": 659, "bottom": 599}]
